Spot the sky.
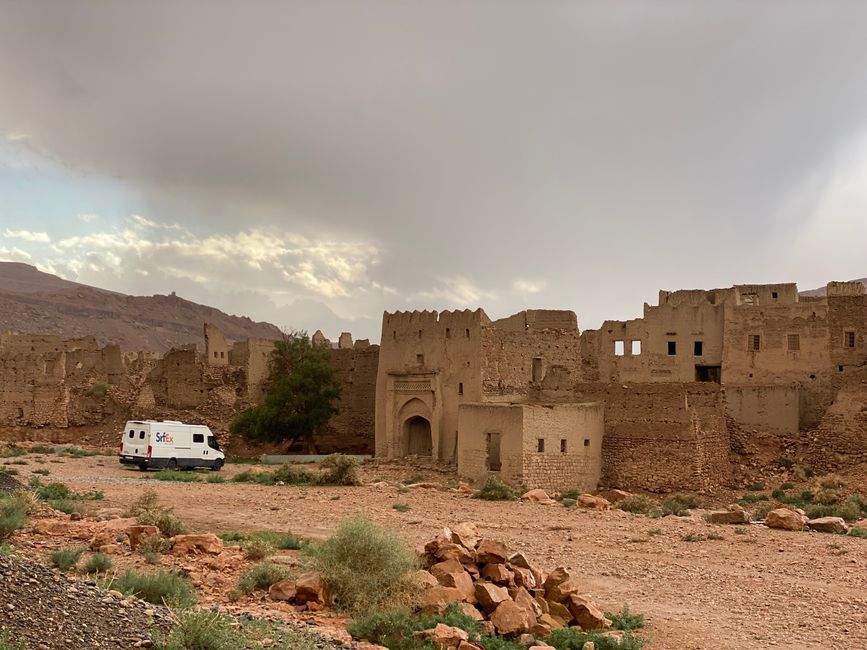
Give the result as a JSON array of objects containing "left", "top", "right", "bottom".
[{"left": 1, "top": 1, "right": 867, "bottom": 342}]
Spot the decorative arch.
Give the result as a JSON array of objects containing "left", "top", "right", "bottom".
[{"left": 397, "top": 398, "right": 433, "bottom": 457}]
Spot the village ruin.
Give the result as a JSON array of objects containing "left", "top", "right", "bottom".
[{"left": 2, "top": 280, "right": 865, "bottom": 494}]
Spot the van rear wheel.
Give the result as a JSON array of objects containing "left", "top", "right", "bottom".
[
  {"left": 167, "top": 459, "right": 178, "bottom": 470},
  {"left": 138, "top": 464, "right": 148, "bottom": 471},
  {"left": 212, "top": 459, "right": 223, "bottom": 472}
]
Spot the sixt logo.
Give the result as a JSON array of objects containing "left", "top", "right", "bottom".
[{"left": 155, "top": 432, "right": 174, "bottom": 444}]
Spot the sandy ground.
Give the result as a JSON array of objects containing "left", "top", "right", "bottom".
[{"left": 8, "top": 452, "right": 867, "bottom": 650}]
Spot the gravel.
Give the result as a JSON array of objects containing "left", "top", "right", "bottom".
[{"left": 0, "top": 553, "right": 171, "bottom": 649}]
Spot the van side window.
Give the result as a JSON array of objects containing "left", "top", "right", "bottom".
[
  {"left": 139, "top": 431, "right": 146, "bottom": 439},
  {"left": 207, "top": 436, "right": 220, "bottom": 451},
  {"left": 128, "top": 430, "right": 134, "bottom": 439},
  {"left": 193, "top": 433, "right": 205, "bottom": 444}
]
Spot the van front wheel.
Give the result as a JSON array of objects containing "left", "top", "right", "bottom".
[
  {"left": 167, "top": 459, "right": 178, "bottom": 470},
  {"left": 212, "top": 459, "right": 223, "bottom": 472}
]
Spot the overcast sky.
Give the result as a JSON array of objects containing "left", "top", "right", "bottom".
[{"left": 1, "top": 1, "right": 866, "bottom": 341}]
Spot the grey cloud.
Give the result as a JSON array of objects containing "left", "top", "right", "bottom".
[{"left": 1, "top": 1, "right": 866, "bottom": 337}]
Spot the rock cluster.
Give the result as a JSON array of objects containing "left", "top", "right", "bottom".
[
  {"left": 417, "top": 523, "right": 611, "bottom": 639},
  {"left": 268, "top": 571, "right": 331, "bottom": 610}
]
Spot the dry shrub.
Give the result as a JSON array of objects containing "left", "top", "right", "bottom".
[
  {"left": 316, "top": 454, "right": 361, "bottom": 486},
  {"left": 306, "top": 516, "right": 419, "bottom": 616},
  {"left": 127, "top": 489, "right": 187, "bottom": 537}
]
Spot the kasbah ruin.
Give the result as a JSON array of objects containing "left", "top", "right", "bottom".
[{"left": 2, "top": 279, "right": 866, "bottom": 650}]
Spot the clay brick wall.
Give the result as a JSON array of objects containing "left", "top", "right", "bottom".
[
  {"left": 317, "top": 343, "right": 379, "bottom": 454},
  {"left": 723, "top": 384, "right": 800, "bottom": 434},
  {"left": 457, "top": 403, "right": 525, "bottom": 485}
]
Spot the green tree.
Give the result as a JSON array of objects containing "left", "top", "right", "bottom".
[{"left": 230, "top": 331, "right": 341, "bottom": 451}]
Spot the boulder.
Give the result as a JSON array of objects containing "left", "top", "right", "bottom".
[
  {"left": 705, "top": 504, "right": 750, "bottom": 525},
  {"left": 458, "top": 642, "right": 484, "bottom": 650},
  {"left": 431, "top": 559, "right": 466, "bottom": 580},
  {"left": 490, "top": 600, "right": 530, "bottom": 636},
  {"left": 424, "top": 528, "right": 454, "bottom": 556},
  {"left": 512, "top": 586, "right": 542, "bottom": 621},
  {"left": 508, "top": 552, "right": 533, "bottom": 569},
  {"left": 521, "top": 489, "right": 556, "bottom": 505},
  {"left": 536, "top": 612, "right": 563, "bottom": 631},
  {"left": 807, "top": 517, "right": 849, "bottom": 534},
  {"left": 474, "top": 582, "right": 510, "bottom": 613},
  {"left": 170, "top": 533, "right": 223, "bottom": 555},
  {"left": 457, "top": 602, "right": 485, "bottom": 621},
  {"left": 126, "top": 525, "right": 161, "bottom": 550},
  {"left": 765, "top": 508, "right": 808, "bottom": 531},
  {"left": 414, "top": 624, "right": 469, "bottom": 650},
  {"left": 451, "top": 522, "right": 481, "bottom": 551},
  {"left": 577, "top": 495, "right": 611, "bottom": 511},
  {"left": 481, "top": 563, "right": 514, "bottom": 586},
  {"left": 512, "top": 566, "right": 537, "bottom": 590},
  {"left": 545, "top": 577, "right": 580, "bottom": 603},
  {"left": 101, "top": 517, "right": 138, "bottom": 532},
  {"left": 414, "top": 570, "right": 440, "bottom": 589},
  {"left": 88, "top": 531, "right": 116, "bottom": 552},
  {"left": 596, "top": 489, "right": 630, "bottom": 504},
  {"left": 294, "top": 572, "right": 330, "bottom": 605},
  {"left": 268, "top": 580, "right": 297, "bottom": 602},
  {"left": 543, "top": 566, "right": 571, "bottom": 590},
  {"left": 436, "top": 543, "right": 476, "bottom": 565},
  {"left": 566, "top": 595, "right": 611, "bottom": 630},
  {"left": 421, "top": 586, "right": 465, "bottom": 616},
  {"left": 546, "top": 600, "right": 573, "bottom": 625},
  {"left": 438, "top": 569, "right": 476, "bottom": 603},
  {"left": 476, "top": 539, "right": 509, "bottom": 564},
  {"left": 94, "top": 507, "right": 125, "bottom": 521}
]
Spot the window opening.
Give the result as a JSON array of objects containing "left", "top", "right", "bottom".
[
  {"left": 532, "top": 357, "right": 543, "bottom": 382},
  {"left": 787, "top": 334, "right": 800, "bottom": 351},
  {"left": 537, "top": 439, "right": 545, "bottom": 453},
  {"left": 694, "top": 341, "right": 703, "bottom": 356},
  {"left": 667, "top": 341, "right": 677, "bottom": 355},
  {"left": 748, "top": 334, "right": 761, "bottom": 351},
  {"left": 486, "top": 433, "right": 502, "bottom": 472},
  {"left": 128, "top": 430, "right": 134, "bottom": 439},
  {"left": 416, "top": 354, "right": 424, "bottom": 365},
  {"left": 193, "top": 433, "right": 204, "bottom": 444},
  {"left": 844, "top": 331, "right": 856, "bottom": 348},
  {"left": 560, "top": 439, "right": 567, "bottom": 453},
  {"left": 631, "top": 340, "right": 641, "bottom": 355},
  {"left": 458, "top": 382, "right": 464, "bottom": 395},
  {"left": 139, "top": 431, "right": 146, "bottom": 439},
  {"left": 207, "top": 436, "right": 221, "bottom": 451},
  {"left": 614, "top": 340, "right": 625, "bottom": 356},
  {"left": 583, "top": 438, "right": 590, "bottom": 447}
]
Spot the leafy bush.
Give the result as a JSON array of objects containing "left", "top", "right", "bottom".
[
  {"left": 46, "top": 499, "right": 82, "bottom": 515},
  {"left": 205, "top": 474, "right": 226, "bottom": 484},
  {"left": 243, "top": 537, "right": 275, "bottom": 561},
  {"left": 0, "top": 495, "right": 27, "bottom": 539},
  {"left": 0, "top": 446, "right": 27, "bottom": 459},
  {"left": 157, "top": 608, "right": 243, "bottom": 650},
  {"left": 36, "top": 482, "right": 73, "bottom": 501},
  {"left": 316, "top": 454, "right": 361, "bottom": 486},
  {"left": 138, "top": 533, "right": 171, "bottom": 556},
  {"left": 780, "top": 482, "right": 794, "bottom": 490},
  {"left": 849, "top": 527, "right": 867, "bottom": 539},
  {"left": 558, "top": 488, "right": 581, "bottom": 502},
  {"left": 660, "top": 494, "right": 699, "bottom": 517},
  {"left": 307, "top": 516, "right": 419, "bottom": 615},
  {"left": 128, "top": 490, "right": 188, "bottom": 537},
  {"left": 548, "top": 626, "right": 645, "bottom": 650},
  {"left": 0, "top": 630, "right": 24, "bottom": 650},
  {"left": 87, "top": 383, "right": 108, "bottom": 397},
  {"left": 218, "top": 531, "right": 246, "bottom": 543},
  {"left": 32, "top": 468, "right": 50, "bottom": 476},
  {"left": 561, "top": 498, "right": 577, "bottom": 508},
  {"left": 49, "top": 546, "right": 85, "bottom": 571},
  {"left": 403, "top": 474, "right": 425, "bottom": 485},
  {"left": 113, "top": 569, "right": 195, "bottom": 607},
  {"left": 747, "top": 482, "right": 765, "bottom": 491},
  {"left": 617, "top": 495, "right": 656, "bottom": 514},
  {"left": 83, "top": 552, "right": 113, "bottom": 574},
  {"left": 236, "top": 561, "right": 290, "bottom": 595},
  {"left": 273, "top": 464, "right": 313, "bottom": 485},
  {"left": 392, "top": 503, "right": 411, "bottom": 513},
  {"left": 804, "top": 495, "right": 865, "bottom": 522},
  {"left": 473, "top": 476, "right": 517, "bottom": 501},
  {"left": 738, "top": 493, "right": 769, "bottom": 503},
  {"left": 751, "top": 502, "right": 775, "bottom": 521},
  {"left": 152, "top": 470, "right": 203, "bottom": 483},
  {"left": 819, "top": 474, "right": 846, "bottom": 489}
]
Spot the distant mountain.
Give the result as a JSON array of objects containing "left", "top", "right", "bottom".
[
  {"left": 0, "top": 262, "right": 282, "bottom": 352},
  {"left": 800, "top": 278, "right": 867, "bottom": 297}
]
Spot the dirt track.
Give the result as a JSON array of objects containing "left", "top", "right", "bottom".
[{"left": 13, "top": 454, "right": 867, "bottom": 650}]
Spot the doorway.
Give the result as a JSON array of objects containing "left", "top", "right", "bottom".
[
  {"left": 405, "top": 416, "right": 432, "bottom": 456},
  {"left": 695, "top": 365, "right": 721, "bottom": 383}
]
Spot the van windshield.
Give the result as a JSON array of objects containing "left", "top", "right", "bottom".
[{"left": 207, "top": 436, "right": 221, "bottom": 451}]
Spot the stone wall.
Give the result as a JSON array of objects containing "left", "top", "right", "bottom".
[{"left": 723, "top": 384, "right": 800, "bottom": 434}]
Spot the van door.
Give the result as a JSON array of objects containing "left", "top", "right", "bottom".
[
  {"left": 123, "top": 425, "right": 148, "bottom": 458},
  {"left": 192, "top": 431, "right": 207, "bottom": 462}
]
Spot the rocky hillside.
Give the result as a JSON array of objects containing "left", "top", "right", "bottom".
[{"left": 0, "top": 262, "right": 281, "bottom": 352}]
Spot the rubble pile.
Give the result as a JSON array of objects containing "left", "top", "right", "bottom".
[{"left": 417, "top": 523, "right": 612, "bottom": 639}]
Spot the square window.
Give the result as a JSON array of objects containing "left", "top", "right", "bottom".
[
  {"left": 614, "top": 340, "right": 625, "bottom": 356},
  {"left": 560, "top": 439, "right": 567, "bottom": 453},
  {"left": 787, "top": 334, "right": 800, "bottom": 351},
  {"left": 583, "top": 438, "right": 590, "bottom": 447},
  {"left": 694, "top": 341, "right": 703, "bottom": 356},
  {"left": 748, "top": 334, "right": 761, "bottom": 351},
  {"left": 667, "top": 341, "right": 677, "bottom": 355},
  {"left": 537, "top": 439, "right": 545, "bottom": 453},
  {"left": 772, "top": 291, "right": 778, "bottom": 299},
  {"left": 193, "top": 433, "right": 204, "bottom": 443},
  {"left": 416, "top": 354, "right": 424, "bottom": 364},
  {"left": 631, "top": 340, "right": 641, "bottom": 355}
]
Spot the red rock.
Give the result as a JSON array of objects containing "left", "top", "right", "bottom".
[
  {"left": 414, "top": 570, "right": 440, "bottom": 588},
  {"left": 512, "top": 586, "right": 542, "bottom": 621},
  {"left": 170, "top": 533, "right": 223, "bottom": 555},
  {"left": 566, "top": 594, "right": 611, "bottom": 630},
  {"left": 476, "top": 539, "right": 509, "bottom": 564},
  {"left": 451, "top": 522, "right": 480, "bottom": 551},
  {"left": 577, "top": 494, "right": 610, "bottom": 511},
  {"left": 705, "top": 507, "right": 750, "bottom": 525},
  {"left": 596, "top": 489, "right": 630, "bottom": 503},
  {"left": 457, "top": 642, "right": 483, "bottom": 650},
  {"left": 547, "top": 600, "right": 573, "bottom": 625},
  {"left": 268, "top": 580, "right": 297, "bottom": 602},
  {"left": 765, "top": 508, "right": 808, "bottom": 531},
  {"left": 807, "top": 517, "right": 849, "bottom": 534},
  {"left": 521, "top": 489, "right": 556, "bottom": 505},
  {"left": 436, "top": 543, "right": 476, "bottom": 565},
  {"left": 481, "top": 563, "right": 514, "bottom": 586},
  {"left": 474, "top": 582, "right": 510, "bottom": 613},
  {"left": 420, "top": 586, "right": 464, "bottom": 616},
  {"left": 512, "top": 566, "right": 537, "bottom": 590},
  {"left": 457, "top": 602, "right": 485, "bottom": 621},
  {"left": 438, "top": 569, "right": 476, "bottom": 603},
  {"left": 88, "top": 531, "right": 116, "bottom": 551},
  {"left": 294, "top": 572, "right": 330, "bottom": 605},
  {"left": 126, "top": 525, "right": 160, "bottom": 550},
  {"left": 490, "top": 600, "right": 530, "bottom": 636},
  {"left": 543, "top": 566, "right": 571, "bottom": 590},
  {"left": 546, "top": 577, "right": 580, "bottom": 603},
  {"left": 414, "top": 623, "right": 468, "bottom": 650}
]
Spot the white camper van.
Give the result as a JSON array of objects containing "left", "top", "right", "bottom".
[{"left": 119, "top": 420, "right": 225, "bottom": 471}]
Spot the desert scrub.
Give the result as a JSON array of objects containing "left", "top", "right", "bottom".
[
  {"left": 849, "top": 527, "right": 867, "bottom": 539},
  {"left": 561, "top": 498, "right": 577, "bottom": 508},
  {"left": 156, "top": 608, "right": 244, "bottom": 650},
  {"left": 236, "top": 560, "right": 290, "bottom": 595},
  {"left": 617, "top": 495, "right": 656, "bottom": 514},
  {"left": 151, "top": 469, "right": 203, "bottom": 483},
  {"left": 83, "top": 552, "right": 113, "bottom": 574},
  {"left": 112, "top": 569, "right": 195, "bottom": 607},
  {"left": 250, "top": 530, "right": 303, "bottom": 550},
  {"left": 243, "top": 537, "right": 275, "bottom": 560},
  {"left": 473, "top": 476, "right": 518, "bottom": 501},
  {"left": 316, "top": 454, "right": 361, "bottom": 486},
  {"left": 0, "top": 494, "right": 28, "bottom": 539},
  {"left": 0, "top": 630, "right": 24, "bottom": 650},
  {"left": 49, "top": 546, "right": 85, "bottom": 571},
  {"left": 606, "top": 605, "right": 645, "bottom": 631},
  {"left": 307, "top": 516, "right": 419, "bottom": 616},
  {"left": 127, "top": 490, "right": 187, "bottom": 537},
  {"left": 660, "top": 493, "right": 699, "bottom": 517},
  {"left": 392, "top": 503, "right": 411, "bottom": 513},
  {"left": 138, "top": 533, "right": 171, "bottom": 556}
]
